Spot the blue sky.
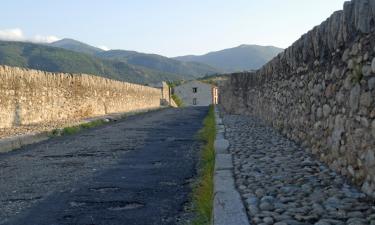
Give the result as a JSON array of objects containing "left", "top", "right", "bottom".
[{"left": 1, "top": 0, "right": 346, "bottom": 57}]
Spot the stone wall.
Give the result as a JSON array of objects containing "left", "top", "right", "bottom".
[
  {"left": 0, "top": 65, "right": 169, "bottom": 128},
  {"left": 221, "top": 0, "right": 375, "bottom": 196}
]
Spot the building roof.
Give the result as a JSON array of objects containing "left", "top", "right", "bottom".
[{"left": 176, "top": 80, "right": 217, "bottom": 89}]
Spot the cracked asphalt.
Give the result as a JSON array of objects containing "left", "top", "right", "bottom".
[{"left": 0, "top": 107, "right": 208, "bottom": 225}]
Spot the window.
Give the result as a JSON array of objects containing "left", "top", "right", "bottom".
[
  {"left": 192, "top": 87, "right": 198, "bottom": 93},
  {"left": 193, "top": 98, "right": 197, "bottom": 105}
]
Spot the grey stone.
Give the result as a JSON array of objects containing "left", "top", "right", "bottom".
[
  {"left": 364, "top": 52, "right": 369, "bottom": 61},
  {"left": 214, "top": 138, "right": 229, "bottom": 154},
  {"left": 368, "top": 77, "right": 375, "bottom": 90},
  {"left": 360, "top": 117, "right": 369, "bottom": 127},
  {"left": 260, "top": 195, "right": 275, "bottom": 203},
  {"left": 213, "top": 170, "right": 249, "bottom": 225},
  {"left": 324, "top": 196, "right": 342, "bottom": 210},
  {"left": 247, "top": 205, "right": 259, "bottom": 216},
  {"left": 323, "top": 104, "right": 331, "bottom": 117},
  {"left": 372, "top": 120, "right": 375, "bottom": 138},
  {"left": 344, "top": 74, "right": 353, "bottom": 90},
  {"left": 362, "top": 64, "right": 372, "bottom": 77},
  {"left": 331, "top": 114, "right": 345, "bottom": 151},
  {"left": 215, "top": 154, "right": 233, "bottom": 170},
  {"left": 314, "top": 221, "right": 331, "bottom": 225},
  {"left": 372, "top": 58, "right": 375, "bottom": 73},
  {"left": 255, "top": 188, "right": 265, "bottom": 197},
  {"left": 259, "top": 201, "right": 274, "bottom": 211},
  {"left": 360, "top": 92, "right": 373, "bottom": 107},
  {"left": 347, "top": 217, "right": 366, "bottom": 225},
  {"left": 365, "top": 150, "right": 375, "bottom": 167},
  {"left": 317, "top": 107, "right": 323, "bottom": 119},
  {"left": 216, "top": 132, "right": 225, "bottom": 140},
  {"left": 348, "top": 59, "right": 355, "bottom": 69},
  {"left": 342, "top": 49, "right": 350, "bottom": 62},
  {"left": 361, "top": 181, "right": 373, "bottom": 195},
  {"left": 213, "top": 191, "right": 250, "bottom": 225},
  {"left": 351, "top": 43, "right": 359, "bottom": 56},
  {"left": 312, "top": 203, "right": 325, "bottom": 215},
  {"left": 263, "top": 217, "right": 274, "bottom": 225},
  {"left": 246, "top": 196, "right": 258, "bottom": 206},
  {"left": 214, "top": 170, "right": 235, "bottom": 193},
  {"left": 348, "top": 165, "right": 355, "bottom": 176},
  {"left": 349, "top": 84, "right": 361, "bottom": 112},
  {"left": 313, "top": 84, "right": 323, "bottom": 96},
  {"left": 336, "top": 91, "right": 345, "bottom": 104},
  {"left": 347, "top": 211, "right": 365, "bottom": 218},
  {"left": 217, "top": 124, "right": 225, "bottom": 130}
]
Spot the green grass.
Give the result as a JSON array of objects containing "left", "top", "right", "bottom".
[
  {"left": 62, "top": 126, "right": 81, "bottom": 135},
  {"left": 192, "top": 105, "right": 216, "bottom": 225},
  {"left": 172, "top": 94, "right": 184, "bottom": 107},
  {"left": 79, "top": 119, "right": 105, "bottom": 129},
  {"left": 51, "top": 119, "right": 108, "bottom": 136},
  {"left": 352, "top": 63, "right": 363, "bottom": 84}
]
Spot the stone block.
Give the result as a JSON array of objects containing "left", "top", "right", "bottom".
[
  {"left": 213, "top": 170, "right": 249, "bottom": 225},
  {"left": 214, "top": 139, "right": 229, "bottom": 154},
  {"left": 215, "top": 153, "right": 233, "bottom": 170}
]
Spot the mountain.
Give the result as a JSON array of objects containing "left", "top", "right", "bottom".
[
  {"left": 48, "top": 38, "right": 222, "bottom": 79},
  {"left": 49, "top": 38, "right": 104, "bottom": 56},
  {"left": 174, "top": 45, "right": 284, "bottom": 72},
  {"left": 0, "top": 40, "right": 183, "bottom": 84},
  {"left": 96, "top": 50, "right": 221, "bottom": 78},
  {"left": 0, "top": 39, "right": 282, "bottom": 84}
]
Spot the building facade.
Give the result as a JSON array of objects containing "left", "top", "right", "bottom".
[{"left": 174, "top": 80, "right": 218, "bottom": 106}]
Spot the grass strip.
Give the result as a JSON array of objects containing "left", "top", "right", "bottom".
[
  {"left": 51, "top": 119, "right": 107, "bottom": 136},
  {"left": 192, "top": 105, "right": 216, "bottom": 225}
]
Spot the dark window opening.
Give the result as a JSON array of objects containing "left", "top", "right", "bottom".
[
  {"left": 193, "top": 98, "right": 197, "bottom": 105},
  {"left": 192, "top": 87, "right": 198, "bottom": 93}
]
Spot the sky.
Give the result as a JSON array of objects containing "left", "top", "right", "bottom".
[{"left": 0, "top": 0, "right": 347, "bottom": 57}]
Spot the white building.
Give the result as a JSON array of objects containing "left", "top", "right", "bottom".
[{"left": 174, "top": 80, "right": 218, "bottom": 106}]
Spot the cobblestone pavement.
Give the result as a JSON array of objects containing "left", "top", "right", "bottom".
[
  {"left": 0, "top": 107, "right": 207, "bottom": 225},
  {"left": 223, "top": 114, "right": 375, "bottom": 225}
]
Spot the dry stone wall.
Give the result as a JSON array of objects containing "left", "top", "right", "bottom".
[
  {"left": 0, "top": 65, "right": 168, "bottom": 128},
  {"left": 221, "top": 0, "right": 375, "bottom": 196}
]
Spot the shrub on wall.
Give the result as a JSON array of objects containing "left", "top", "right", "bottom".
[{"left": 172, "top": 94, "right": 184, "bottom": 107}]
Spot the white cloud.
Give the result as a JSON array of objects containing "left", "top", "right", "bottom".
[
  {"left": 32, "top": 35, "right": 60, "bottom": 43},
  {"left": 98, "top": 45, "right": 110, "bottom": 51},
  {"left": 0, "top": 28, "right": 24, "bottom": 41},
  {"left": 0, "top": 28, "right": 60, "bottom": 43}
]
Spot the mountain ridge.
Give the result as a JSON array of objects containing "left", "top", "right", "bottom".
[
  {"left": 48, "top": 38, "right": 222, "bottom": 78},
  {"left": 49, "top": 38, "right": 104, "bottom": 55},
  {"left": 0, "top": 40, "right": 184, "bottom": 84},
  {"left": 174, "top": 44, "right": 283, "bottom": 72},
  {"left": 96, "top": 49, "right": 221, "bottom": 78},
  {"left": 0, "top": 38, "right": 283, "bottom": 84}
]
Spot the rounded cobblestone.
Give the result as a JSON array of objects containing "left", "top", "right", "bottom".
[{"left": 223, "top": 114, "right": 375, "bottom": 225}]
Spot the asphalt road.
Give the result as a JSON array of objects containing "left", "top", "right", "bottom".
[{"left": 0, "top": 107, "right": 208, "bottom": 225}]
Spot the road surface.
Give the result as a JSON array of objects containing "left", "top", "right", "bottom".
[{"left": 0, "top": 107, "right": 208, "bottom": 225}]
